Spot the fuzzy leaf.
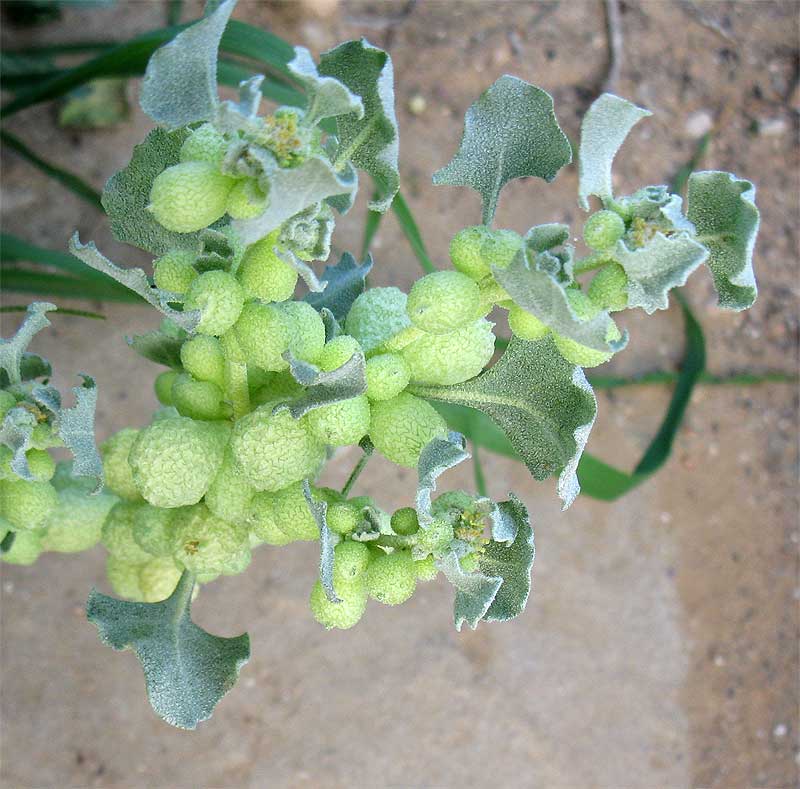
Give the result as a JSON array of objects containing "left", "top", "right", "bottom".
[
  {"left": 127, "top": 329, "right": 185, "bottom": 368},
  {"left": 304, "top": 252, "right": 374, "bottom": 323},
  {"left": 0, "top": 407, "right": 37, "bottom": 480},
  {"left": 53, "top": 375, "right": 102, "bottom": 492},
  {"left": 0, "top": 301, "right": 55, "bottom": 385},
  {"left": 433, "top": 76, "right": 572, "bottom": 225},
  {"left": 318, "top": 39, "right": 399, "bottom": 212},
  {"left": 69, "top": 234, "right": 201, "bottom": 333},
  {"left": 288, "top": 46, "right": 363, "bottom": 126},
  {"left": 578, "top": 93, "right": 651, "bottom": 210},
  {"left": 101, "top": 127, "right": 210, "bottom": 256},
  {"left": 415, "top": 432, "right": 469, "bottom": 528},
  {"left": 302, "top": 480, "right": 341, "bottom": 603},
  {"left": 279, "top": 349, "right": 367, "bottom": 419},
  {"left": 493, "top": 245, "right": 625, "bottom": 354},
  {"left": 437, "top": 550, "right": 502, "bottom": 632},
  {"left": 86, "top": 571, "right": 249, "bottom": 730},
  {"left": 139, "top": 0, "right": 236, "bottom": 128},
  {"left": 233, "top": 156, "right": 357, "bottom": 245},
  {"left": 614, "top": 232, "right": 708, "bottom": 313},
  {"left": 479, "top": 495, "right": 534, "bottom": 622},
  {"left": 687, "top": 170, "right": 760, "bottom": 310},
  {"left": 409, "top": 336, "right": 597, "bottom": 509}
]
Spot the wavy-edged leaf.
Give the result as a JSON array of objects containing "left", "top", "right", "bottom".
[
  {"left": 437, "top": 550, "right": 502, "bottom": 632},
  {"left": 304, "top": 252, "right": 374, "bottom": 323},
  {"left": 86, "top": 571, "right": 249, "bottom": 730},
  {"left": 493, "top": 246, "right": 625, "bottom": 354},
  {"left": 232, "top": 156, "right": 357, "bottom": 245},
  {"left": 614, "top": 232, "right": 708, "bottom": 314},
  {"left": 68, "top": 234, "right": 200, "bottom": 333},
  {"left": 410, "top": 336, "right": 597, "bottom": 509},
  {"left": 415, "top": 432, "right": 469, "bottom": 527},
  {"left": 578, "top": 93, "right": 651, "bottom": 210},
  {"left": 0, "top": 408, "right": 37, "bottom": 480},
  {"left": 288, "top": 46, "right": 363, "bottom": 126},
  {"left": 127, "top": 329, "right": 184, "bottom": 368},
  {"left": 280, "top": 349, "right": 367, "bottom": 419},
  {"left": 479, "top": 495, "right": 534, "bottom": 622},
  {"left": 139, "top": 0, "right": 236, "bottom": 128},
  {"left": 687, "top": 170, "right": 759, "bottom": 310},
  {"left": 318, "top": 39, "right": 399, "bottom": 212},
  {"left": 0, "top": 301, "right": 55, "bottom": 385},
  {"left": 302, "top": 480, "right": 341, "bottom": 603},
  {"left": 433, "top": 76, "right": 572, "bottom": 225}
]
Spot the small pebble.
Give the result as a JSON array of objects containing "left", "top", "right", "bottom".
[
  {"left": 408, "top": 94, "right": 427, "bottom": 115},
  {"left": 685, "top": 110, "right": 713, "bottom": 138},
  {"left": 774, "top": 723, "right": 788, "bottom": 738}
]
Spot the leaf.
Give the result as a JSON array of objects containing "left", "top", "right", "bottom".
[
  {"left": 139, "top": 0, "right": 236, "bottom": 128},
  {"left": 302, "top": 480, "right": 341, "bottom": 603},
  {"left": 279, "top": 349, "right": 367, "bottom": 419},
  {"left": 493, "top": 245, "right": 625, "bottom": 354},
  {"left": 232, "top": 156, "right": 357, "bottom": 246},
  {"left": 409, "top": 336, "right": 597, "bottom": 510},
  {"left": 578, "top": 92, "right": 651, "bottom": 210},
  {"left": 479, "top": 495, "right": 534, "bottom": 622},
  {"left": 101, "top": 126, "right": 211, "bottom": 256},
  {"left": 127, "top": 329, "right": 185, "bottom": 368},
  {"left": 52, "top": 375, "right": 103, "bottom": 492},
  {"left": 415, "top": 432, "right": 469, "bottom": 528},
  {"left": 687, "top": 170, "right": 760, "bottom": 310},
  {"left": 68, "top": 234, "right": 201, "bottom": 333},
  {"left": 0, "top": 407, "right": 37, "bottom": 480},
  {"left": 391, "top": 192, "right": 436, "bottom": 274},
  {"left": 614, "top": 232, "right": 708, "bottom": 314},
  {"left": 288, "top": 46, "right": 363, "bottom": 126},
  {"left": 86, "top": 571, "right": 250, "bottom": 730},
  {"left": 304, "top": 252, "right": 374, "bottom": 322},
  {"left": 318, "top": 39, "right": 399, "bottom": 212},
  {"left": 433, "top": 76, "right": 572, "bottom": 225},
  {"left": 436, "top": 550, "right": 502, "bottom": 632},
  {"left": 0, "top": 301, "right": 55, "bottom": 385}
]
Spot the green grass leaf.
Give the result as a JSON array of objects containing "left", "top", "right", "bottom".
[{"left": 391, "top": 192, "right": 436, "bottom": 274}]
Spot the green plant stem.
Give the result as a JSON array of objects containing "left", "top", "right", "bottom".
[
  {"left": 0, "top": 305, "right": 105, "bottom": 320},
  {"left": 341, "top": 443, "right": 374, "bottom": 497},
  {"left": 472, "top": 443, "right": 488, "bottom": 497},
  {"left": 573, "top": 252, "right": 614, "bottom": 275},
  {"left": 220, "top": 332, "right": 250, "bottom": 419}
]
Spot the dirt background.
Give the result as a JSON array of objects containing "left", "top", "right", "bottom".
[{"left": 1, "top": 1, "right": 798, "bottom": 787}]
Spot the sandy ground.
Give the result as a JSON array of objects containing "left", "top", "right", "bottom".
[{"left": 1, "top": 1, "right": 798, "bottom": 787}]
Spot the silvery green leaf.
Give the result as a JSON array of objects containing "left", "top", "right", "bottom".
[
  {"left": 325, "top": 162, "right": 358, "bottom": 214},
  {"left": 415, "top": 432, "right": 469, "bottom": 528},
  {"left": 304, "top": 252, "right": 374, "bottom": 322},
  {"left": 613, "top": 232, "right": 708, "bottom": 314},
  {"left": 493, "top": 246, "right": 624, "bottom": 354},
  {"left": 289, "top": 46, "right": 364, "bottom": 126},
  {"left": 30, "top": 384, "right": 61, "bottom": 414},
  {"left": 578, "top": 93, "right": 651, "bottom": 210},
  {"left": 127, "top": 329, "right": 184, "bottom": 368},
  {"left": 318, "top": 39, "right": 399, "bottom": 212},
  {"left": 302, "top": 480, "right": 341, "bottom": 604},
  {"left": 0, "top": 302, "right": 55, "bottom": 385},
  {"left": 102, "top": 127, "right": 216, "bottom": 256},
  {"left": 86, "top": 571, "right": 249, "bottom": 730},
  {"left": 69, "top": 234, "right": 201, "bottom": 333},
  {"left": 217, "top": 75, "right": 264, "bottom": 132},
  {"left": 687, "top": 170, "right": 760, "bottom": 310},
  {"left": 409, "top": 336, "right": 597, "bottom": 509},
  {"left": 437, "top": 550, "right": 502, "bottom": 632},
  {"left": 433, "top": 76, "right": 572, "bottom": 225},
  {"left": 320, "top": 308, "right": 341, "bottom": 342},
  {"left": 618, "top": 185, "right": 694, "bottom": 233},
  {"left": 279, "top": 349, "right": 367, "bottom": 419},
  {"left": 233, "top": 156, "right": 357, "bottom": 245},
  {"left": 53, "top": 375, "right": 103, "bottom": 492},
  {"left": 0, "top": 407, "right": 37, "bottom": 480},
  {"left": 278, "top": 202, "right": 335, "bottom": 263},
  {"left": 479, "top": 495, "right": 534, "bottom": 622},
  {"left": 18, "top": 354, "right": 52, "bottom": 383},
  {"left": 525, "top": 223, "right": 570, "bottom": 255},
  {"left": 139, "top": 0, "right": 236, "bottom": 128},
  {"left": 486, "top": 498, "right": 518, "bottom": 544}
]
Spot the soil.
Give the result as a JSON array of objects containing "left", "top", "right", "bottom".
[{"left": 1, "top": 1, "right": 798, "bottom": 787}]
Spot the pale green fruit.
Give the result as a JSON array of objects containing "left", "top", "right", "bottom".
[
  {"left": 552, "top": 288, "right": 621, "bottom": 368},
  {"left": 233, "top": 302, "right": 290, "bottom": 372},
  {"left": 247, "top": 491, "right": 293, "bottom": 545},
  {"left": 413, "top": 517, "right": 454, "bottom": 558},
  {"left": 309, "top": 577, "right": 368, "bottom": 630},
  {"left": 149, "top": 161, "right": 235, "bottom": 233},
  {"left": 229, "top": 407, "right": 324, "bottom": 492},
  {"left": 277, "top": 301, "right": 326, "bottom": 364},
  {"left": 508, "top": 305, "right": 550, "bottom": 341},
  {"left": 588, "top": 263, "right": 629, "bottom": 312},
  {"left": 236, "top": 230, "right": 298, "bottom": 302},
  {"left": 344, "top": 287, "right": 411, "bottom": 355},
  {"left": 184, "top": 269, "right": 244, "bottom": 336},
  {"left": 306, "top": 396, "right": 371, "bottom": 447},
  {"left": 0, "top": 391, "right": 17, "bottom": 421},
  {"left": 364, "top": 549, "right": 417, "bottom": 605},
  {"left": 0, "top": 448, "right": 56, "bottom": 482},
  {"left": 390, "top": 506, "right": 419, "bottom": 536},
  {"left": 154, "top": 370, "right": 179, "bottom": 406},
  {"left": 152, "top": 249, "right": 198, "bottom": 294},
  {"left": 0, "top": 478, "right": 58, "bottom": 531},
  {"left": 226, "top": 179, "right": 268, "bottom": 220},
  {"left": 450, "top": 226, "right": 522, "bottom": 279},
  {"left": 414, "top": 555, "right": 439, "bottom": 581},
  {"left": 204, "top": 449, "right": 255, "bottom": 526},
  {"left": 171, "top": 374, "right": 230, "bottom": 421},
  {"left": 317, "top": 335, "right": 361, "bottom": 372},
  {"left": 326, "top": 501, "right": 360, "bottom": 536},
  {"left": 41, "top": 482, "right": 117, "bottom": 553},
  {"left": 400, "top": 318, "right": 495, "bottom": 385},
  {"left": 106, "top": 555, "right": 145, "bottom": 601},
  {"left": 180, "top": 335, "right": 225, "bottom": 388},
  {"left": 583, "top": 209, "right": 626, "bottom": 251},
  {"left": 369, "top": 392, "right": 448, "bottom": 468},
  {"left": 102, "top": 501, "right": 153, "bottom": 564},
  {"left": 128, "top": 417, "right": 229, "bottom": 508},
  {"left": 172, "top": 503, "right": 251, "bottom": 576},
  {"left": 269, "top": 482, "right": 320, "bottom": 541},
  {"left": 132, "top": 504, "right": 176, "bottom": 558},
  {"left": 139, "top": 557, "right": 183, "bottom": 602},
  {"left": 179, "top": 123, "right": 227, "bottom": 166},
  {"left": 333, "top": 541, "right": 370, "bottom": 584},
  {"left": 365, "top": 353, "right": 410, "bottom": 402},
  {"left": 406, "top": 270, "right": 481, "bottom": 334},
  {"left": 1, "top": 530, "right": 44, "bottom": 565},
  {"left": 101, "top": 428, "right": 142, "bottom": 502}
]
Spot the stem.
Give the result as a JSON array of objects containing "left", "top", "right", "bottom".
[
  {"left": 168, "top": 570, "right": 196, "bottom": 617},
  {"left": 220, "top": 332, "right": 250, "bottom": 419},
  {"left": 472, "top": 443, "right": 488, "bottom": 497},
  {"left": 341, "top": 440, "right": 374, "bottom": 497},
  {"left": 573, "top": 252, "right": 615, "bottom": 275}
]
